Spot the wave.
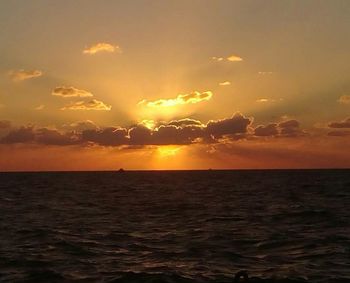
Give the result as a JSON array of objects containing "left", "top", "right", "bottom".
[
  {"left": 108, "top": 271, "right": 350, "bottom": 283},
  {"left": 107, "top": 271, "right": 310, "bottom": 283},
  {"left": 3, "top": 270, "right": 349, "bottom": 283}
]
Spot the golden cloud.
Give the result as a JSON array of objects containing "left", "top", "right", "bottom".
[
  {"left": 338, "top": 95, "right": 350, "bottom": 104},
  {"left": 256, "top": 98, "right": 270, "bottom": 103},
  {"left": 52, "top": 86, "right": 93, "bottom": 98},
  {"left": 35, "top": 105, "right": 45, "bottom": 110},
  {"left": 258, "top": 71, "right": 273, "bottom": 75},
  {"left": 219, "top": 81, "right": 231, "bottom": 86},
  {"left": 61, "top": 99, "right": 112, "bottom": 111},
  {"left": 227, "top": 55, "right": 243, "bottom": 62},
  {"left": 9, "top": 69, "right": 42, "bottom": 82},
  {"left": 83, "top": 43, "right": 121, "bottom": 55},
  {"left": 212, "top": 56, "right": 224, "bottom": 61},
  {"left": 139, "top": 91, "right": 213, "bottom": 107},
  {"left": 256, "top": 98, "right": 283, "bottom": 103}
]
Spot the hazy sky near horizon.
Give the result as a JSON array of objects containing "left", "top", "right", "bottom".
[{"left": 1, "top": 0, "right": 350, "bottom": 170}]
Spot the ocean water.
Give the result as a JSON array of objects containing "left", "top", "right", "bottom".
[{"left": 0, "top": 170, "right": 349, "bottom": 283}]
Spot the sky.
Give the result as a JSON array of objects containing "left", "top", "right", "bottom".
[{"left": 0, "top": 0, "right": 350, "bottom": 170}]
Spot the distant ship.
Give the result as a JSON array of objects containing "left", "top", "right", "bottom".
[{"left": 118, "top": 168, "right": 125, "bottom": 173}]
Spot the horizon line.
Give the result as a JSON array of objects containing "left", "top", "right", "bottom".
[{"left": 0, "top": 168, "right": 349, "bottom": 173}]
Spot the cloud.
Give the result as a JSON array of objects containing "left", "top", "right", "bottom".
[
  {"left": 206, "top": 112, "right": 252, "bottom": 139},
  {"left": 212, "top": 55, "right": 243, "bottom": 62},
  {"left": 328, "top": 130, "right": 350, "bottom": 137},
  {"left": 219, "top": 81, "right": 231, "bottom": 86},
  {"left": 35, "top": 128, "right": 78, "bottom": 145},
  {"left": 256, "top": 98, "right": 270, "bottom": 103},
  {"left": 128, "top": 124, "right": 153, "bottom": 145},
  {"left": 83, "top": 43, "right": 121, "bottom": 55},
  {"left": 61, "top": 99, "right": 112, "bottom": 111},
  {"left": 152, "top": 125, "right": 204, "bottom": 145},
  {"left": 1, "top": 127, "right": 35, "bottom": 144},
  {"left": 256, "top": 98, "right": 283, "bottom": 103},
  {"left": 328, "top": 118, "right": 350, "bottom": 128},
  {"left": 35, "top": 105, "right": 45, "bottom": 110},
  {"left": 9, "top": 69, "right": 42, "bottom": 82},
  {"left": 254, "top": 123, "right": 279, "bottom": 136},
  {"left": 63, "top": 120, "right": 99, "bottom": 132},
  {"left": 52, "top": 86, "right": 93, "bottom": 98},
  {"left": 139, "top": 120, "right": 156, "bottom": 130},
  {"left": 1, "top": 126, "right": 79, "bottom": 145},
  {"left": 254, "top": 120, "right": 305, "bottom": 137},
  {"left": 82, "top": 127, "right": 128, "bottom": 146},
  {"left": 0, "top": 120, "right": 11, "bottom": 129},
  {"left": 227, "top": 55, "right": 243, "bottom": 62},
  {"left": 278, "top": 119, "right": 305, "bottom": 137},
  {"left": 80, "top": 114, "right": 251, "bottom": 147},
  {"left": 338, "top": 95, "right": 350, "bottom": 104},
  {"left": 258, "top": 71, "right": 273, "bottom": 75},
  {"left": 139, "top": 91, "right": 213, "bottom": 107},
  {"left": 212, "top": 56, "right": 224, "bottom": 61},
  {"left": 167, "top": 118, "right": 203, "bottom": 127},
  {"left": 0, "top": 114, "right": 309, "bottom": 147}
]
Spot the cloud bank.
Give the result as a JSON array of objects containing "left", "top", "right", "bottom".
[{"left": 0, "top": 114, "right": 330, "bottom": 148}]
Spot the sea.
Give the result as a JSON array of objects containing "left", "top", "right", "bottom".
[{"left": 0, "top": 170, "right": 349, "bottom": 283}]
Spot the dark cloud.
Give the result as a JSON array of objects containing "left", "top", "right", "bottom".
[
  {"left": 328, "top": 130, "right": 350, "bottom": 137},
  {"left": 205, "top": 113, "right": 252, "bottom": 139},
  {"left": 63, "top": 120, "right": 99, "bottom": 132},
  {"left": 279, "top": 120, "right": 300, "bottom": 129},
  {"left": 1, "top": 127, "right": 35, "bottom": 144},
  {"left": 254, "top": 123, "right": 278, "bottom": 136},
  {"left": 128, "top": 125, "right": 152, "bottom": 145},
  {"left": 0, "top": 120, "right": 11, "bottom": 129},
  {"left": 35, "top": 128, "right": 78, "bottom": 145},
  {"left": 328, "top": 118, "right": 350, "bottom": 128},
  {"left": 278, "top": 119, "right": 304, "bottom": 137},
  {"left": 79, "top": 113, "right": 251, "bottom": 146},
  {"left": 82, "top": 127, "right": 128, "bottom": 146},
  {"left": 152, "top": 125, "right": 203, "bottom": 145},
  {"left": 1, "top": 127, "right": 78, "bottom": 145},
  {"left": 253, "top": 119, "right": 305, "bottom": 137},
  {"left": 167, "top": 118, "right": 203, "bottom": 127},
  {"left": 0, "top": 114, "right": 309, "bottom": 147}
]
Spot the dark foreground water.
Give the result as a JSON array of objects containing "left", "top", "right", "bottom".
[{"left": 0, "top": 170, "right": 349, "bottom": 283}]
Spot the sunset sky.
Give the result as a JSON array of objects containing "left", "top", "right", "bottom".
[{"left": 1, "top": 0, "right": 350, "bottom": 170}]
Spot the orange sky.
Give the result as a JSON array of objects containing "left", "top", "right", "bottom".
[{"left": 0, "top": 1, "right": 350, "bottom": 170}]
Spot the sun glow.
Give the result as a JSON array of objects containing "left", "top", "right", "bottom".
[
  {"left": 140, "top": 119, "right": 156, "bottom": 130},
  {"left": 157, "top": 146, "right": 181, "bottom": 157}
]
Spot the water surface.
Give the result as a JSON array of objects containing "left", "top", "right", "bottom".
[{"left": 0, "top": 170, "right": 349, "bottom": 282}]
